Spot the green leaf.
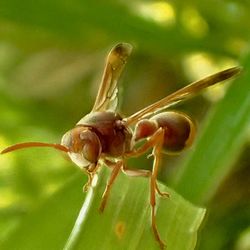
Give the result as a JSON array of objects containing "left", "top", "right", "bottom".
[{"left": 0, "top": 167, "right": 205, "bottom": 250}]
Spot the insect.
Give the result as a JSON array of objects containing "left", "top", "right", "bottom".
[{"left": 1, "top": 43, "right": 240, "bottom": 249}]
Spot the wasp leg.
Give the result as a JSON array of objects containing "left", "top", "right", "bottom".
[
  {"left": 82, "top": 163, "right": 100, "bottom": 192},
  {"left": 122, "top": 164, "right": 151, "bottom": 177},
  {"left": 99, "top": 160, "right": 123, "bottom": 213},
  {"left": 122, "top": 165, "right": 169, "bottom": 198},
  {"left": 83, "top": 172, "right": 93, "bottom": 192},
  {"left": 124, "top": 135, "right": 157, "bottom": 158},
  {"left": 125, "top": 127, "right": 167, "bottom": 158},
  {"left": 149, "top": 128, "right": 166, "bottom": 250},
  {"left": 125, "top": 130, "right": 170, "bottom": 199},
  {"left": 125, "top": 128, "right": 167, "bottom": 248},
  {"left": 155, "top": 184, "right": 170, "bottom": 198}
]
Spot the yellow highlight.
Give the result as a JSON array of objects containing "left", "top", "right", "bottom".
[
  {"left": 0, "top": 135, "right": 17, "bottom": 208},
  {"left": 226, "top": 38, "right": 249, "bottom": 55},
  {"left": 137, "top": 1, "right": 175, "bottom": 26},
  {"left": 181, "top": 7, "right": 208, "bottom": 38},
  {"left": 0, "top": 135, "right": 15, "bottom": 170},
  {"left": 0, "top": 189, "right": 20, "bottom": 208}
]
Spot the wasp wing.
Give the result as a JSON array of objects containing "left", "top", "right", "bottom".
[
  {"left": 125, "top": 67, "right": 241, "bottom": 125},
  {"left": 91, "top": 43, "right": 133, "bottom": 112}
]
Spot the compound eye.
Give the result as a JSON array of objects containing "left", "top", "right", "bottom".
[
  {"left": 61, "top": 131, "right": 72, "bottom": 148},
  {"left": 80, "top": 130, "right": 102, "bottom": 163}
]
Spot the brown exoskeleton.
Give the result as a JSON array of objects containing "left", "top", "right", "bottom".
[{"left": 1, "top": 43, "right": 241, "bottom": 249}]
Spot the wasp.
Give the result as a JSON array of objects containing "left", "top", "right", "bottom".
[{"left": 1, "top": 43, "right": 240, "bottom": 249}]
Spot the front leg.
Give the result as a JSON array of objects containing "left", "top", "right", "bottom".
[
  {"left": 99, "top": 160, "right": 124, "bottom": 213},
  {"left": 82, "top": 163, "right": 100, "bottom": 192}
]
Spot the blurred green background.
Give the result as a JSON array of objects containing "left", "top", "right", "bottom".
[{"left": 0, "top": 0, "right": 249, "bottom": 249}]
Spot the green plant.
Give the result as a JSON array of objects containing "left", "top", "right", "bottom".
[{"left": 0, "top": 1, "right": 249, "bottom": 249}]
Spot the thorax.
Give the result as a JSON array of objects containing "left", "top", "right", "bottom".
[{"left": 77, "top": 111, "right": 132, "bottom": 157}]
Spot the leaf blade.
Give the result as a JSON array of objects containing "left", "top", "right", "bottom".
[
  {"left": 0, "top": 167, "right": 205, "bottom": 250},
  {"left": 64, "top": 167, "right": 206, "bottom": 250}
]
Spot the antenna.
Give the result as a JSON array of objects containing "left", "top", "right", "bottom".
[{"left": 1, "top": 142, "right": 69, "bottom": 154}]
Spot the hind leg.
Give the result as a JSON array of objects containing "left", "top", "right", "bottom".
[
  {"left": 126, "top": 128, "right": 168, "bottom": 249},
  {"left": 148, "top": 128, "right": 166, "bottom": 249}
]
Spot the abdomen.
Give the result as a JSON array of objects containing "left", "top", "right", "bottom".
[
  {"left": 152, "top": 112, "right": 195, "bottom": 153},
  {"left": 134, "top": 111, "right": 196, "bottom": 154}
]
